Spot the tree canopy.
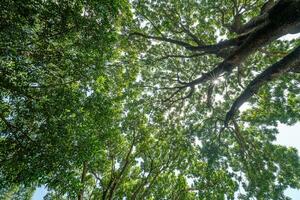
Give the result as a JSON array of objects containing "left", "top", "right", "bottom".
[{"left": 0, "top": 0, "right": 300, "bottom": 199}]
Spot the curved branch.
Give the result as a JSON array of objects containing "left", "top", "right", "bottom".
[
  {"left": 184, "top": 1, "right": 300, "bottom": 89},
  {"left": 229, "top": 0, "right": 275, "bottom": 35},
  {"left": 225, "top": 45, "right": 300, "bottom": 126}
]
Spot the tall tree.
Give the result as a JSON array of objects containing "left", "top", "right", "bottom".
[
  {"left": 128, "top": 0, "right": 300, "bottom": 199},
  {"left": 0, "top": 0, "right": 300, "bottom": 199},
  {"left": 0, "top": 0, "right": 133, "bottom": 198}
]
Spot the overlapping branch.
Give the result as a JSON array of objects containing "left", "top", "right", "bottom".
[
  {"left": 225, "top": 45, "right": 300, "bottom": 126},
  {"left": 133, "top": 0, "right": 300, "bottom": 128}
]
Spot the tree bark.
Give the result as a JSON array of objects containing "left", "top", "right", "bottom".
[
  {"left": 225, "top": 45, "right": 300, "bottom": 125},
  {"left": 186, "top": 0, "right": 300, "bottom": 88}
]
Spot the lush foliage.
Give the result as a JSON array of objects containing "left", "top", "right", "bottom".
[{"left": 0, "top": 0, "right": 300, "bottom": 200}]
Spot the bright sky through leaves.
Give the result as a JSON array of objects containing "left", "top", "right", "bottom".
[{"left": 1, "top": 1, "right": 300, "bottom": 199}]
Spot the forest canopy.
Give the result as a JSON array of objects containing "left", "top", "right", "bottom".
[{"left": 0, "top": 0, "right": 300, "bottom": 199}]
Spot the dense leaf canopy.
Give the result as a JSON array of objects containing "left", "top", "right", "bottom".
[{"left": 0, "top": 0, "right": 300, "bottom": 199}]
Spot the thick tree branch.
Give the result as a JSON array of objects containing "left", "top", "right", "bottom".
[
  {"left": 185, "top": 0, "right": 300, "bottom": 89},
  {"left": 260, "top": 0, "right": 275, "bottom": 14},
  {"left": 134, "top": 0, "right": 300, "bottom": 109},
  {"left": 230, "top": 13, "right": 269, "bottom": 34},
  {"left": 225, "top": 45, "right": 300, "bottom": 126},
  {"left": 228, "top": 0, "right": 276, "bottom": 35}
]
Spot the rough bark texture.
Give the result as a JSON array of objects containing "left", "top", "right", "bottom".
[
  {"left": 188, "top": 0, "right": 300, "bottom": 87},
  {"left": 225, "top": 45, "right": 300, "bottom": 125},
  {"left": 132, "top": 0, "right": 300, "bottom": 127}
]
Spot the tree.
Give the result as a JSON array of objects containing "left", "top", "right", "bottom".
[
  {"left": 0, "top": 0, "right": 300, "bottom": 199},
  {"left": 128, "top": 0, "right": 300, "bottom": 198},
  {"left": 0, "top": 0, "right": 134, "bottom": 198},
  {"left": 130, "top": 0, "right": 300, "bottom": 123}
]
